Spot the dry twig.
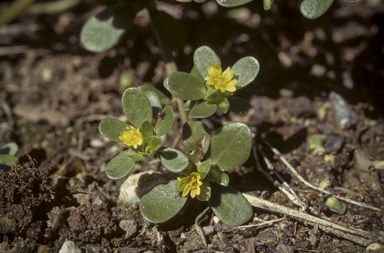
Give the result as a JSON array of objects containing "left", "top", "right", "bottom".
[
  {"left": 259, "top": 138, "right": 382, "bottom": 212},
  {"left": 243, "top": 193, "right": 384, "bottom": 246}
]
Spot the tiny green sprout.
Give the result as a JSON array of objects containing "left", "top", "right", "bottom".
[
  {"left": 165, "top": 46, "right": 259, "bottom": 118},
  {"left": 0, "top": 142, "right": 19, "bottom": 170},
  {"left": 325, "top": 196, "right": 346, "bottom": 215},
  {"left": 310, "top": 223, "right": 319, "bottom": 245}
]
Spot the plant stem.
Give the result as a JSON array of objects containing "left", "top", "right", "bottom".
[
  {"left": 0, "top": 0, "right": 36, "bottom": 26},
  {"left": 148, "top": 7, "right": 188, "bottom": 125}
]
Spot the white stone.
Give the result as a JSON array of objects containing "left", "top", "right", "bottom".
[
  {"left": 59, "top": 241, "right": 81, "bottom": 253},
  {"left": 118, "top": 171, "right": 167, "bottom": 205},
  {"left": 366, "top": 243, "right": 382, "bottom": 251}
]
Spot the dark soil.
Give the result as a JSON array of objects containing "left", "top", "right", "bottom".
[{"left": 1, "top": 0, "right": 384, "bottom": 252}]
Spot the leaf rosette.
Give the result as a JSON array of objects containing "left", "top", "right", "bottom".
[
  {"left": 165, "top": 46, "right": 259, "bottom": 118},
  {"left": 99, "top": 87, "right": 174, "bottom": 179}
]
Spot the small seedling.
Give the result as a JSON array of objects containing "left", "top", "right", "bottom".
[{"left": 325, "top": 196, "right": 346, "bottom": 215}]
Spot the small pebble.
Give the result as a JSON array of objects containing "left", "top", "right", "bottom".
[
  {"left": 58, "top": 241, "right": 81, "bottom": 253},
  {"left": 329, "top": 91, "right": 357, "bottom": 129}
]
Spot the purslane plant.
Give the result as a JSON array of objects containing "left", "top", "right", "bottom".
[
  {"left": 165, "top": 46, "right": 259, "bottom": 118},
  {"left": 100, "top": 46, "right": 259, "bottom": 226}
]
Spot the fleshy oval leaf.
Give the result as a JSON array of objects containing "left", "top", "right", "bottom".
[
  {"left": 0, "top": 155, "right": 18, "bottom": 167},
  {"left": 197, "top": 180, "right": 211, "bottom": 202},
  {"left": 190, "top": 65, "right": 204, "bottom": 82},
  {"left": 80, "top": 4, "right": 135, "bottom": 52},
  {"left": 140, "top": 180, "right": 188, "bottom": 223},
  {"left": 218, "top": 97, "right": 230, "bottom": 114},
  {"left": 208, "top": 123, "right": 252, "bottom": 171},
  {"left": 167, "top": 72, "right": 206, "bottom": 100},
  {"left": 183, "top": 121, "right": 211, "bottom": 163},
  {"left": 263, "top": 0, "right": 274, "bottom": 10},
  {"left": 232, "top": 56, "right": 259, "bottom": 89},
  {"left": 183, "top": 100, "right": 196, "bottom": 111},
  {"left": 143, "top": 90, "right": 162, "bottom": 120},
  {"left": 99, "top": 118, "right": 129, "bottom": 143},
  {"left": 197, "top": 158, "right": 211, "bottom": 180},
  {"left": 209, "top": 184, "right": 253, "bottom": 226},
  {"left": 105, "top": 152, "right": 135, "bottom": 179},
  {"left": 122, "top": 88, "right": 152, "bottom": 128},
  {"left": 300, "top": 0, "right": 334, "bottom": 19},
  {"left": 193, "top": 46, "right": 221, "bottom": 78},
  {"left": 126, "top": 149, "right": 147, "bottom": 162},
  {"left": 209, "top": 166, "right": 229, "bottom": 186},
  {"left": 146, "top": 136, "right": 162, "bottom": 153},
  {"left": 0, "top": 142, "right": 18, "bottom": 156},
  {"left": 158, "top": 147, "right": 189, "bottom": 173},
  {"left": 215, "top": 0, "right": 253, "bottom": 7},
  {"left": 138, "top": 85, "right": 170, "bottom": 105},
  {"left": 155, "top": 105, "right": 175, "bottom": 137},
  {"left": 228, "top": 97, "right": 249, "bottom": 115},
  {"left": 189, "top": 101, "right": 217, "bottom": 118}
]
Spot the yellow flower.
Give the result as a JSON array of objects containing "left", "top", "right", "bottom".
[
  {"left": 119, "top": 126, "right": 143, "bottom": 149},
  {"left": 177, "top": 172, "right": 203, "bottom": 198},
  {"left": 205, "top": 64, "right": 237, "bottom": 93}
]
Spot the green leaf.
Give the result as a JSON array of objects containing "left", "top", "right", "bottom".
[
  {"left": 218, "top": 97, "right": 230, "bottom": 114},
  {"left": 325, "top": 196, "right": 346, "bottom": 215},
  {"left": 122, "top": 88, "right": 152, "bottom": 128},
  {"left": 0, "top": 142, "right": 18, "bottom": 156},
  {"left": 209, "top": 123, "right": 252, "bottom": 171},
  {"left": 308, "top": 134, "right": 326, "bottom": 150},
  {"left": 0, "top": 154, "right": 18, "bottom": 166},
  {"left": 189, "top": 101, "right": 217, "bottom": 118},
  {"left": 190, "top": 65, "right": 205, "bottom": 82},
  {"left": 164, "top": 77, "right": 170, "bottom": 91},
  {"left": 209, "top": 184, "right": 253, "bottom": 226},
  {"left": 193, "top": 46, "right": 221, "bottom": 78},
  {"left": 146, "top": 136, "right": 162, "bottom": 153},
  {"left": 158, "top": 148, "right": 189, "bottom": 173},
  {"left": 197, "top": 180, "right": 211, "bottom": 201},
  {"left": 232, "top": 56, "right": 259, "bottom": 89},
  {"left": 143, "top": 90, "right": 162, "bottom": 120},
  {"left": 263, "top": 0, "right": 274, "bottom": 10},
  {"left": 155, "top": 105, "right": 174, "bottom": 137},
  {"left": 197, "top": 158, "right": 211, "bottom": 180},
  {"left": 300, "top": 0, "right": 334, "bottom": 19},
  {"left": 209, "top": 166, "right": 229, "bottom": 186},
  {"left": 228, "top": 97, "right": 249, "bottom": 115},
  {"left": 167, "top": 72, "right": 206, "bottom": 100},
  {"left": 183, "top": 100, "right": 196, "bottom": 111},
  {"left": 126, "top": 149, "right": 147, "bottom": 162},
  {"left": 138, "top": 85, "right": 170, "bottom": 105},
  {"left": 183, "top": 121, "right": 211, "bottom": 164},
  {"left": 80, "top": 4, "right": 136, "bottom": 52},
  {"left": 140, "top": 121, "right": 154, "bottom": 137},
  {"left": 99, "top": 118, "right": 129, "bottom": 143},
  {"left": 140, "top": 180, "right": 188, "bottom": 223},
  {"left": 106, "top": 152, "right": 135, "bottom": 179},
  {"left": 204, "top": 89, "right": 220, "bottom": 103},
  {"left": 215, "top": 0, "right": 253, "bottom": 7}
]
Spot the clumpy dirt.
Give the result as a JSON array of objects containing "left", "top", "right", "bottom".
[{"left": 1, "top": 0, "right": 384, "bottom": 252}]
